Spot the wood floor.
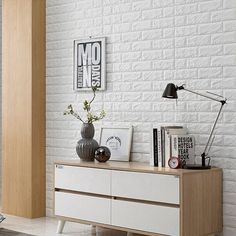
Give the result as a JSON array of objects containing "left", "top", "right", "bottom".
[
  {"left": 0, "top": 214, "right": 131, "bottom": 236},
  {"left": 0, "top": 214, "right": 217, "bottom": 236}
]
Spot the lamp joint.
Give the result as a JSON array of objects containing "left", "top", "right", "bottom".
[
  {"left": 177, "top": 85, "right": 185, "bottom": 90},
  {"left": 220, "top": 100, "right": 227, "bottom": 105}
]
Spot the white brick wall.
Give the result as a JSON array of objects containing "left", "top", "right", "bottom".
[
  {"left": 0, "top": 1, "right": 2, "bottom": 203},
  {"left": 46, "top": 0, "right": 236, "bottom": 235}
]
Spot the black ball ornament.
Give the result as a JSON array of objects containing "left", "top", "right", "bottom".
[{"left": 95, "top": 146, "right": 111, "bottom": 163}]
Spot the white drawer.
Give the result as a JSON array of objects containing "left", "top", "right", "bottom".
[
  {"left": 112, "top": 200, "right": 179, "bottom": 236},
  {"left": 112, "top": 170, "right": 179, "bottom": 204},
  {"left": 55, "top": 165, "right": 111, "bottom": 195},
  {"left": 55, "top": 192, "right": 111, "bottom": 225}
]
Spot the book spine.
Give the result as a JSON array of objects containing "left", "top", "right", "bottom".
[
  {"left": 161, "top": 127, "right": 165, "bottom": 167},
  {"left": 165, "top": 130, "right": 171, "bottom": 168},
  {"left": 157, "top": 128, "right": 162, "bottom": 167},
  {"left": 171, "top": 135, "right": 179, "bottom": 158},
  {"left": 150, "top": 129, "right": 155, "bottom": 166},
  {"left": 153, "top": 128, "right": 158, "bottom": 166}
]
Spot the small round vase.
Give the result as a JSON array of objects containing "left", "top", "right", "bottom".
[
  {"left": 95, "top": 146, "right": 111, "bottom": 163},
  {"left": 76, "top": 123, "right": 99, "bottom": 161}
]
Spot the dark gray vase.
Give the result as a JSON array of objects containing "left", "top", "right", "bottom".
[{"left": 76, "top": 123, "right": 99, "bottom": 161}]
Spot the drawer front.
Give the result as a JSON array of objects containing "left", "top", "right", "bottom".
[
  {"left": 55, "top": 165, "right": 111, "bottom": 195},
  {"left": 112, "top": 200, "right": 180, "bottom": 236},
  {"left": 55, "top": 192, "right": 111, "bottom": 225},
  {"left": 112, "top": 170, "right": 179, "bottom": 204}
]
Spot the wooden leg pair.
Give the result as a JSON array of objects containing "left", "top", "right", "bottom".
[{"left": 56, "top": 220, "right": 134, "bottom": 236}]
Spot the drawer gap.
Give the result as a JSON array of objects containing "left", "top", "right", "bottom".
[
  {"left": 55, "top": 189, "right": 112, "bottom": 199},
  {"left": 113, "top": 196, "right": 180, "bottom": 208}
]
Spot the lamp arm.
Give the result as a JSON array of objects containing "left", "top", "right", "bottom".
[
  {"left": 202, "top": 102, "right": 225, "bottom": 155},
  {"left": 178, "top": 86, "right": 225, "bottom": 103}
]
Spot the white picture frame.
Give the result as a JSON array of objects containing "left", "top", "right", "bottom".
[
  {"left": 99, "top": 126, "right": 133, "bottom": 162},
  {"left": 73, "top": 37, "right": 106, "bottom": 91}
]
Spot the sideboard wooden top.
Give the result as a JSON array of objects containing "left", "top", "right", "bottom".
[{"left": 54, "top": 159, "right": 221, "bottom": 176}]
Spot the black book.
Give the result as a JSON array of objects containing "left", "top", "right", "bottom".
[{"left": 153, "top": 128, "right": 158, "bottom": 166}]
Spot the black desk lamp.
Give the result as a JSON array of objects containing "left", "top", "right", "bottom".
[{"left": 162, "top": 83, "right": 227, "bottom": 169}]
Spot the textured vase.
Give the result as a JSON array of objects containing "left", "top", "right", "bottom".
[{"left": 76, "top": 123, "right": 99, "bottom": 161}]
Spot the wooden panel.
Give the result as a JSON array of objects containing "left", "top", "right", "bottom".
[
  {"left": 112, "top": 170, "right": 179, "bottom": 204},
  {"left": 55, "top": 165, "right": 111, "bottom": 195},
  {"left": 2, "top": 0, "right": 45, "bottom": 218},
  {"left": 55, "top": 192, "right": 111, "bottom": 225},
  {"left": 181, "top": 169, "right": 223, "bottom": 236},
  {"left": 55, "top": 159, "right": 222, "bottom": 176},
  {"left": 31, "top": 0, "right": 46, "bottom": 218},
  {"left": 112, "top": 199, "right": 180, "bottom": 236}
]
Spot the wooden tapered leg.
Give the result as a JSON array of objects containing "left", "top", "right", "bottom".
[
  {"left": 91, "top": 225, "right": 96, "bottom": 234},
  {"left": 57, "top": 220, "right": 65, "bottom": 234}
]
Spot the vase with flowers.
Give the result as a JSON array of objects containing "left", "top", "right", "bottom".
[{"left": 64, "top": 87, "right": 105, "bottom": 161}]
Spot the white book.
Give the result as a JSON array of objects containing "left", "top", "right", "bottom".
[
  {"left": 171, "top": 135, "right": 195, "bottom": 165},
  {"left": 164, "top": 128, "right": 187, "bottom": 167}
]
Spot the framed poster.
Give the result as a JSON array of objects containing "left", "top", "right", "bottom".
[
  {"left": 73, "top": 37, "right": 106, "bottom": 91},
  {"left": 99, "top": 126, "right": 133, "bottom": 162}
]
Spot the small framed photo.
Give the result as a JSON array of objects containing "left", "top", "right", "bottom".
[
  {"left": 73, "top": 37, "right": 106, "bottom": 91},
  {"left": 99, "top": 126, "right": 133, "bottom": 162}
]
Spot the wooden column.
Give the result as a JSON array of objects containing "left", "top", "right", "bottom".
[{"left": 2, "top": 0, "right": 45, "bottom": 218}]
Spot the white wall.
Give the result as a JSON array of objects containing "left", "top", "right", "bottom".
[
  {"left": 0, "top": 0, "right": 2, "bottom": 203},
  {"left": 46, "top": 0, "right": 236, "bottom": 235}
]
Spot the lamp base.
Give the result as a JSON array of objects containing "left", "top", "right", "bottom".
[{"left": 184, "top": 164, "right": 211, "bottom": 170}]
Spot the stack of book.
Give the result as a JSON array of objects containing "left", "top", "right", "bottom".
[{"left": 150, "top": 125, "right": 195, "bottom": 167}]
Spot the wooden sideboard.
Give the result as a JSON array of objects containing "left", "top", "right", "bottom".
[{"left": 54, "top": 160, "right": 222, "bottom": 236}]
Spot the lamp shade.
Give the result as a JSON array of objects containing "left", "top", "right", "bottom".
[{"left": 162, "top": 83, "right": 178, "bottom": 99}]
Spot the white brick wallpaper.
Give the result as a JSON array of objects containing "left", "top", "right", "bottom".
[
  {"left": 0, "top": 1, "right": 2, "bottom": 202},
  {"left": 46, "top": 0, "right": 236, "bottom": 235}
]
